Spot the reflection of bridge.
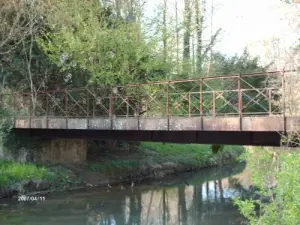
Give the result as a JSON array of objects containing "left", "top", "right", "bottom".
[{"left": 2, "top": 70, "right": 299, "bottom": 146}]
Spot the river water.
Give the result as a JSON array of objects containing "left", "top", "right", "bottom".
[{"left": 0, "top": 163, "right": 251, "bottom": 225}]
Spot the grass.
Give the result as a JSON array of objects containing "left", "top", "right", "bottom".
[
  {"left": 88, "top": 142, "right": 245, "bottom": 177},
  {"left": 0, "top": 160, "right": 51, "bottom": 187},
  {"left": 0, "top": 143, "right": 245, "bottom": 189},
  {"left": 140, "top": 142, "right": 244, "bottom": 165},
  {"left": 89, "top": 160, "right": 141, "bottom": 177},
  {"left": 0, "top": 160, "right": 79, "bottom": 190}
]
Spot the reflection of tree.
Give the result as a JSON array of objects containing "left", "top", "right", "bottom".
[
  {"left": 193, "top": 183, "right": 203, "bottom": 225},
  {"left": 206, "top": 181, "right": 210, "bottom": 201},
  {"left": 162, "top": 188, "right": 166, "bottom": 225},
  {"left": 114, "top": 197, "right": 125, "bottom": 225},
  {"left": 145, "top": 191, "right": 154, "bottom": 225},
  {"left": 178, "top": 186, "right": 188, "bottom": 225},
  {"left": 136, "top": 195, "right": 142, "bottom": 225},
  {"left": 214, "top": 181, "right": 217, "bottom": 201},
  {"left": 82, "top": 164, "right": 248, "bottom": 225},
  {"left": 126, "top": 194, "right": 141, "bottom": 225},
  {"left": 228, "top": 177, "right": 244, "bottom": 191},
  {"left": 218, "top": 179, "right": 225, "bottom": 203}
]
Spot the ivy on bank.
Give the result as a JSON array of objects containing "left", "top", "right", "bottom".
[{"left": 0, "top": 109, "right": 42, "bottom": 160}]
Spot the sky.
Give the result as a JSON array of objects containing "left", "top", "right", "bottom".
[
  {"left": 212, "top": 0, "right": 298, "bottom": 55},
  {"left": 144, "top": 0, "right": 299, "bottom": 65}
]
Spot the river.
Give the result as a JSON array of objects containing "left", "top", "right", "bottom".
[{"left": 0, "top": 162, "right": 251, "bottom": 225}]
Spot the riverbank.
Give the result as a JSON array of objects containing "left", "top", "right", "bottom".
[
  {"left": 0, "top": 162, "right": 248, "bottom": 225},
  {"left": 0, "top": 142, "right": 245, "bottom": 198}
]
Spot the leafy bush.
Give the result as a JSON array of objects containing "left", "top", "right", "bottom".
[
  {"left": 0, "top": 108, "right": 42, "bottom": 160},
  {"left": 0, "top": 160, "right": 50, "bottom": 187},
  {"left": 234, "top": 148, "right": 300, "bottom": 225}
]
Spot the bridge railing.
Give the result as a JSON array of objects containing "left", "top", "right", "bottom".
[{"left": 0, "top": 71, "right": 288, "bottom": 120}]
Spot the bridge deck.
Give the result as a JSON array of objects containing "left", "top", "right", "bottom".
[{"left": 14, "top": 116, "right": 299, "bottom": 132}]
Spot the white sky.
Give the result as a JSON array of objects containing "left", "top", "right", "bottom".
[
  {"left": 212, "top": 0, "right": 298, "bottom": 55},
  {"left": 144, "top": 0, "right": 299, "bottom": 64}
]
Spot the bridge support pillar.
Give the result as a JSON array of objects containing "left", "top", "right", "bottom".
[{"left": 36, "top": 139, "right": 87, "bottom": 164}]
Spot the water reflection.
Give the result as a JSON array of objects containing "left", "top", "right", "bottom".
[{"left": 0, "top": 163, "right": 249, "bottom": 225}]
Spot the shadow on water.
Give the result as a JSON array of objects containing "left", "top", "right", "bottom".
[{"left": 0, "top": 162, "right": 249, "bottom": 225}]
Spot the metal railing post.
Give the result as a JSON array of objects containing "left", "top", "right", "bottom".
[
  {"left": 46, "top": 94, "right": 49, "bottom": 129},
  {"left": 87, "top": 90, "right": 90, "bottom": 118},
  {"left": 200, "top": 78, "right": 203, "bottom": 130},
  {"left": 212, "top": 92, "right": 216, "bottom": 117},
  {"left": 92, "top": 97, "right": 95, "bottom": 117},
  {"left": 188, "top": 92, "right": 191, "bottom": 117},
  {"left": 65, "top": 90, "right": 68, "bottom": 129},
  {"left": 13, "top": 94, "right": 16, "bottom": 122},
  {"left": 282, "top": 69, "right": 286, "bottom": 133},
  {"left": 167, "top": 81, "right": 170, "bottom": 130},
  {"left": 269, "top": 89, "right": 272, "bottom": 115},
  {"left": 138, "top": 84, "right": 141, "bottom": 130},
  {"left": 109, "top": 87, "right": 113, "bottom": 130},
  {"left": 126, "top": 97, "right": 129, "bottom": 118},
  {"left": 29, "top": 94, "right": 32, "bottom": 128},
  {"left": 238, "top": 74, "right": 243, "bottom": 131}
]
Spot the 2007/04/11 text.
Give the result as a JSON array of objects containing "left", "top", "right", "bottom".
[{"left": 18, "top": 195, "right": 46, "bottom": 202}]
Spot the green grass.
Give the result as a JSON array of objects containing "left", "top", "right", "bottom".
[
  {"left": 88, "top": 142, "right": 245, "bottom": 177},
  {"left": 88, "top": 160, "right": 141, "bottom": 177},
  {"left": 0, "top": 160, "right": 82, "bottom": 192},
  {"left": 0, "top": 160, "right": 51, "bottom": 187},
  {"left": 140, "top": 142, "right": 244, "bottom": 166}
]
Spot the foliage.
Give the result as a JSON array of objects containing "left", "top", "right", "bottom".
[
  {"left": 234, "top": 147, "right": 300, "bottom": 225},
  {"left": 88, "top": 143, "right": 244, "bottom": 178},
  {"left": 0, "top": 40, "right": 88, "bottom": 91},
  {"left": 88, "top": 160, "right": 140, "bottom": 177},
  {"left": 139, "top": 142, "right": 244, "bottom": 166},
  {"left": 0, "top": 160, "right": 81, "bottom": 194},
  {"left": 211, "top": 144, "right": 224, "bottom": 154},
  {"left": 168, "top": 49, "right": 269, "bottom": 116},
  {"left": 0, "top": 0, "right": 48, "bottom": 54},
  {"left": 45, "top": 165, "right": 82, "bottom": 188},
  {"left": 0, "top": 160, "right": 49, "bottom": 187},
  {"left": 38, "top": 0, "right": 170, "bottom": 86},
  {"left": 209, "top": 49, "right": 269, "bottom": 76},
  {"left": 0, "top": 108, "right": 41, "bottom": 159}
]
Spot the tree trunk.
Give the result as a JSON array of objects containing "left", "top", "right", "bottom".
[
  {"left": 183, "top": 0, "right": 191, "bottom": 75},
  {"left": 208, "top": 0, "right": 214, "bottom": 73},
  {"left": 175, "top": 0, "right": 180, "bottom": 75},
  {"left": 115, "top": 0, "right": 121, "bottom": 17},
  {"left": 163, "top": 0, "right": 168, "bottom": 64},
  {"left": 195, "top": 0, "right": 205, "bottom": 75},
  {"left": 179, "top": 186, "right": 188, "bottom": 225}
]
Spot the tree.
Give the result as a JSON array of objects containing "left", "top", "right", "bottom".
[
  {"left": 0, "top": 0, "right": 47, "bottom": 56},
  {"left": 234, "top": 2, "right": 300, "bottom": 221},
  {"left": 182, "top": 0, "right": 192, "bottom": 75},
  {"left": 170, "top": 49, "right": 269, "bottom": 116},
  {"left": 195, "top": 0, "right": 204, "bottom": 74},
  {"left": 38, "top": 0, "right": 166, "bottom": 86}
]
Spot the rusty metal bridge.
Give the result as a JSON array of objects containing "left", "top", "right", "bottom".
[{"left": 2, "top": 70, "right": 299, "bottom": 146}]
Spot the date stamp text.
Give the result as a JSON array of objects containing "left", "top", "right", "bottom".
[{"left": 18, "top": 195, "right": 46, "bottom": 202}]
